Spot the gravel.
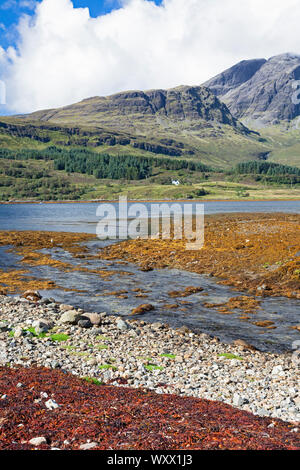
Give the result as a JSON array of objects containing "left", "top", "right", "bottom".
[{"left": 0, "top": 294, "right": 299, "bottom": 423}]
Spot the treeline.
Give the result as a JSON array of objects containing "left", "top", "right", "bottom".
[
  {"left": 54, "top": 151, "right": 152, "bottom": 180},
  {"left": 0, "top": 147, "right": 212, "bottom": 180},
  {"left": 233, "top": 161, "right": 300, "bottom": 176},
  {"left": 2, "top": 166, "right": 49, "bottom": 180},
  {"left": 150, "top": 157, "right": 211, "bottom": 172},
  {"left": 232, "top": 161, "right": 300, "bottom": 185},
  {"left": 0, "top": 148, "right": 54, "bottom": 161}
]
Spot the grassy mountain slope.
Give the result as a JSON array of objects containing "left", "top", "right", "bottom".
[
  {"left": 0, "top": 77, "right": 299, "bottom": 205},
  {"left": 11, "top": 85, "right": 273, "bottom": 169},
  {"left": 258, "top": 125, "right": 300, "bottom": 168},
  {"left": 2, "top": 114, "right": 299, "bottom": 169}
]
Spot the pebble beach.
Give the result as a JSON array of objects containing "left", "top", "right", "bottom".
[{"left": 1, "top": 294, "right": 299, "bottom": 425}]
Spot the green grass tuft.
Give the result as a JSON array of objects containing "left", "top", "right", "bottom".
[
  {"left": 96, "top": 344, "right": 109, "bottom": 350},
  {"left": 144, "top": 363, "right": 164, "bottom": 372},
  {"left": 25, "top": 327, "right": 47, "bottom": 339},
  {"left": 82, "top": 377, "right": 103, "bottom": 386},
  {"left": 50, "top": 333, "right": 69, "bottom": 342},
  {"left": 99, "top": 364, "right": 117, "bottom": 371},
  {"left": 218, "top": 353, "right": 244, "bottom": 361}
]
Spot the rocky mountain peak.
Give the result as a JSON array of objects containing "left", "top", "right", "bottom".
[
  {"left": 204, "top": 53, "right": 300, "bottom": 125},
  {"left": 204, "top": 58, "right": 266, "bottom": 96}
]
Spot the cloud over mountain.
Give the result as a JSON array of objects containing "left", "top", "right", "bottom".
[{"left": 1, "top": 0, "right": 300, "bottom": 113}]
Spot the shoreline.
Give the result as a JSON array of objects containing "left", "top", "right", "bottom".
[
  {"left": 0, "top": 293, "right": 299, "bottom": 425},
  {"left": 1, "top": 197, "right": 300, "bottom": 205},
  {"left": 0, "top": 212, "right": 299, "bottom": 305}
]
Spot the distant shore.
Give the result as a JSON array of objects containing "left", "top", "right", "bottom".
[{"left": 1, "top": 197, "right": 300, "bottom": 205}]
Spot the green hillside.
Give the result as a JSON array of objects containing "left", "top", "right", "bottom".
[
  {"left": 14, "top": 85, "right": 276, "bottom": 169},
  {"left": 0, "top": 82, "right": 299, "bottom": 202},
  {"left": 0, "top": 114, "right": 273, "bottom": 170}
]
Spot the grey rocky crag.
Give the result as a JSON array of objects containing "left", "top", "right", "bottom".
[
  {"left": 204, "top": 53, "right": 300, "bottom": 126},
  {"left": 204, "top": 58, "right": 267, "bottom": 97}
]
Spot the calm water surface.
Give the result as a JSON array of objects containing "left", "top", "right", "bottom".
[{"left": 0, "top": 200, "right": 299, "bottom": 233}]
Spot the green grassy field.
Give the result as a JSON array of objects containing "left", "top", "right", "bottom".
[{"left": 0, "top": 156, "right": 299, "bottom": 202}]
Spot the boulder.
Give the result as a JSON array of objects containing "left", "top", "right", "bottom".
[
  {"left": 0, "top": 322, "right": 9, "bottom": 332},
  {"left": 77, "top": 319, "right": 92, "bottom": 329},
  {"left": 82, "top": 313, "right": 102, "bottom": 326},
  {"left": 233, "top": 393, "right": 248, "bottom": 407},
  {"left": 59, "top": 310, "right": 81, "bottom": 325},
  {"left": 176, "top": 326, "right": 191, "bottom": 335},
  {"left": 79, "top": 442, "right": 98, "bottom": 450},
  {"left": 272, "top": 365, "right": 284, "bottom": 376},
  {"left": 14, "top": 326, "right": 23, "bottom": 338},
  {"left": 29, "top": 437, "right": 47, "bottom": 446},
  {"left": 45, "top": 399, "right": 59, "bottom": 410},
  {"left": 59, "top": 304, "right": 75, "bottom": 312},
  {"left": 116, "top": 319, "right": 129, "bottom": 330},
  {"left": 32, "top": 319, "right": 53, "bottom": 334},
  {"left": 233, "top": 339, "right": 257, "bottom": 351},
  {"left": 22, "top": 290, "right": 42, "bottom": 302}
]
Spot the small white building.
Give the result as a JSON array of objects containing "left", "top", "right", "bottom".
[{"left": 172, "top": 180, "right": 180, "bottom": 186}]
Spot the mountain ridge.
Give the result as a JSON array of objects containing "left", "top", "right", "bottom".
[
  {"left": 204, "top": 53, "right": 300, "bottom": 126},
  {"left": 8, "top": 84, "right": 271, "bottom": 168},
  {"left": 203, "top": 58, "right": 267, "bottom": 96},
  {"left": 1, "top": 54, "right": 300, "bottom": 169},
  {"left": 21, "top": 85, "right": 248, "bottom": 133}
]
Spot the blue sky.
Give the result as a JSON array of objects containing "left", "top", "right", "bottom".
[
  {"left": 0, "top": 1, "right": 39, "bottom": 49},
  {"left": 0, "top": 1, "right": 163, "bottom": 49}
]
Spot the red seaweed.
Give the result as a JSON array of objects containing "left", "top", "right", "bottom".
[{"left": 0, "top": 367, "right": 299, "bottom": 450}]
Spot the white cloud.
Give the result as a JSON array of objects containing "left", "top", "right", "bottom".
[
  {"left": 19, "top": 0, "right": 37, "bottom": 10},
  {"left": 0, "top": 0, "right": 37, "bottom": 10},
  {"left": 1, "top": 0, "right": 300, "bottom": 113},
  {"left": 0, "top": 0, "right": 17, "bottom": 10}
]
